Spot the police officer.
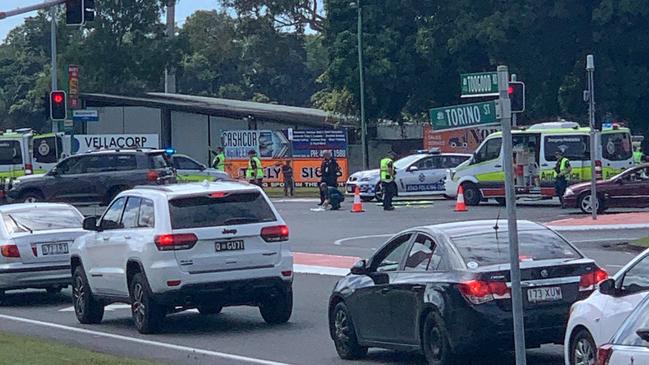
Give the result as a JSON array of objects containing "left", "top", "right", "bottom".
[
  {"left": 247, "top": 150, "right": 264, "bottom": 187},
  {"left": 554, "top": 150, "right": 572, "bottom": 207},
  {"left": 634, "top": 146, "right": 645, "bottom": 164},
  {"left": 212, "top": 147, "right": 225, "bottom": 171},
  {"left": 319, "top": 151, "right": 341, "bottom": 205},
  {"left": 380, "top": 151, "right": 398, "bottom": 211}
]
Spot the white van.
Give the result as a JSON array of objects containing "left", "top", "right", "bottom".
[
  {"left": 0, "top": 129, "right": 34, "bottom": 180},
  {"left": 445, "top": 122, "right": 634, "bottom": 205}
]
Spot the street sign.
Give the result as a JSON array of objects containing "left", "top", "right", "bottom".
[
  {"left": 429, "top": 100, "right": 500, "bottom": 130},
  {"left": 72, "top": 109, "right": 98, "bottom": 122},
  {"left": 68, "top": 65, "right": 80, "bottom": 109},
  {"left": 461, "top": 72, "right": 499, "bottom": 98}
]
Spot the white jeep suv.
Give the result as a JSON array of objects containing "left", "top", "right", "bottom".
[{"left": 70, "top": 181, "right": 293, "bottom": 334}]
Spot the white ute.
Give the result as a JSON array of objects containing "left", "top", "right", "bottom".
[{"left": 70, "top": 181, "right": 293, "bottom": 334}]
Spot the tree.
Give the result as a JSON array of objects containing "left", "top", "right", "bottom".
[{"left": 220, "top": 0, "right": 325, "bottom": 33}]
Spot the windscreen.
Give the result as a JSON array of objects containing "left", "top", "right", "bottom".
[
  {"left": 169, "top": 192, "right": 277, "bottom": 229},
  {"left": 394, "top": 155, "right": 422, "bottom": 169},
  {"left": 3, "top": 208, "right": 82, "bottom": 234},
  {"left": 0, "top": 141, "right": 23, "bottom": 165},
  {"left": 451, "top": 229, "right": 581, "bottom": 267}
]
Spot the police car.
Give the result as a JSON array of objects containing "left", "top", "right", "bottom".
[{"left": 345, "top": 149, "right": 471, "bottom": 201}]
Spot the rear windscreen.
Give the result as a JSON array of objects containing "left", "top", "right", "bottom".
[
  {"left": 601, "top": 132, "right": 632, "bottom": 161},
  {"left": 0, "top": 141, "right": 23, "bottom": 165},
  {"left": 544, "top": 135, "right": 589, "bottom": 161},
  {"left": 3, "top": 208, "right": 82, "bottom": 234},
  {"left": 169, "top": 192, "right": 277, "bottom": 229},
  {"left": 451, "top": 230, "right": 581, "bottom": 267},
  {"left": 149, "top": 153, "right": 170, "bottom": 169}
]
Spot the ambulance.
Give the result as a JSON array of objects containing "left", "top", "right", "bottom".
[
  {"left": 0, "top": 129, "right": 35, "bottom": 180},
  {"left": 445, "top": 121, "right": 634, "bottom": 205}
]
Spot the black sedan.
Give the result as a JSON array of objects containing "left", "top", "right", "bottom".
[{"left": 328, "top": 220, "right": 607, "bottom": 364}]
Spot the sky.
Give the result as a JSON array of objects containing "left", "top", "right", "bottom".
[{"left": 0, "top": 0, "right": 219, "bottom": 42}]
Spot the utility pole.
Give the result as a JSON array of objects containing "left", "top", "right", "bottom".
[
  {"left": 511, "top": 74, "right": 517, "bottom": 127},
  {"left": 164, "top": 0, "right": 176, "bottom": 93},
  {"left": 498, "top": 65, "right": 527, "bottom": 365},
  {"left": 354, "top": 0, "right": 368, "bottom": 170},
  {"left": 586, "top": 55, "right": 597, "bottom": 220},
  {"left": 51, "top": 6, "right": 59, "bottom": 133},
  {"left": 0, "top": 0, "right": 65, "bottom": 19}
]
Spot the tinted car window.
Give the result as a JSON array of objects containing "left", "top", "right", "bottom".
[
  {"left": 0, "top": 141, "right": 23, "bottom": 165},
  {"left": 414, "top": 157, "right": 440, "bottom": 170},
  {"left": 475, "top": 138, "right": 501, "bottom": 163},
  {"left": 101, "top": 197, "right": 126, "bottom": 230},
  {"left": 544, "top": 135, "right": 589, "bottom": 161},
  {"left": 138, "top": 199, "right": 155, "bottom": 228},
  {"left": 84, "top": 155, "right": 110, "bottom": 173},
  {"left": 405, "top": 234, "right": 435, "bottom": 271},
  {"left": 121, "top": 197, "right": 142, "bottom": 229},
  {"left": 3, "top": 208, "right": 82, "bottom": 234},
  {"left": 623, "top": 167, "right": 649, "bottom": 182},
  {"left": 169, "top": 192, "right": 276, "bottom": 229},
  {"left": 451, "top": 230, "right": 581, "bottom": 267},
  {"left": 602, "top": 132, "right": 632, "bottom": 161},
  {"left": 175, "top": 157, "right": 202, "bottom": 170},
  {"left": 442, "top": 155, "right": 470, "bottom": 168},
  {"left": 57, "top": 156, "right": 84, "bottom": 175},
  {"left": 149, "top": 153, "right": 169, "bottom": 169},
  {"left": 612, "top": 296, "right": 649, "bottom": 347},
  {"left": 621, "top": 255, "right": 649, "bottom": 294},
  {"left": 373, "top": 234, "right": 412, "bottom": 272}
]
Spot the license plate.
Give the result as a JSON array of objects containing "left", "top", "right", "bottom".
[
  {"left": 215, "top": 240, "right": 244, "bottom": 252},
  {"left": 41, "top": 242, "right": 69, "bottom": 256},
  {"left": 527, "top": 286, "right": 562, "bottom": 303}
]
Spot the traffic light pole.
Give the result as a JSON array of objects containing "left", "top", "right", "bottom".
[
  {"left": 511, "top": 74, "right": 517, "bottom": 127},
  {"left": 51, "top": 6, "right": 59, "bottom": 133},
  {"left": 0, "top": 0, "right": 65, "bottom": 20},
  {"left": 586, "top": 55, "right": 597, "bottom": 220}
]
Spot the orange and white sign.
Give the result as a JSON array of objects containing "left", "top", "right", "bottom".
[{"left": 225, "top": 158, "right": 349, "bottom": 187}]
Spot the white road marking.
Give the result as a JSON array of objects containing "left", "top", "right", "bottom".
[
  {"left": 59, "top": 304, "right": 199, "bottom": 313},
  {"left": 272, "top": 198, "right": 319, "bottom": 203},
  {"left": 0, "top": 314, "right": 296, "bottom": 365},
  {"left": 605, "top": 264, "right": 624, "bottom": 268},
  {"left": 333, "top": 233, "right": 393, "bottom": 246},
  {"left": 293, "top": 264, "right": 348, "bottom": 277},
  {"left": 570, "top": 238, "right": 634, "bottom": 244}
]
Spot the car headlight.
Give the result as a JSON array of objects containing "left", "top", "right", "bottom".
[{"left": 565, "top": 188, "right": 574, "bottom": 196}]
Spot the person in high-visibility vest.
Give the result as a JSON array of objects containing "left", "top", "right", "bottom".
[
  {"left": 247, "top": 149, "right": 264, "bottom": 187},
  {"left": 634, "top": 146, "right": 645, "bottom": 164},
  {"left": 380, "top": 151, "right": 398, "bottom": 211},
  {"left": 212, "top": 147, "right": 225, "bottom": 171},
  {"left": 554, "top": 150, "right": 572, "bottom": 208}
]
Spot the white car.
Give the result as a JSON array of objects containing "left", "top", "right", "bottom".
[
  {"left": 170, "top": 154, "right": 230, "bottom": 182},
  {"left": 0, "top": 203, "right": 85, "bottom": 303},
  {"left": 70, "top": 181, "right": 293, "bottom": 334},
  {"left": 597, "top": 294, "right": 649, "bottom": 364},
  {"left": 564, "top": 248, "right": 649, "bottom": 365}
]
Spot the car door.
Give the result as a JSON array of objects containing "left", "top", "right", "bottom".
[
  {"left": 390, "top": 233, "right": 451, "bottom": 345},
  {"left": 398, "top": 157, "right": 434, "bottom": 195},
  {"left": 599, "top": 253, "right": 649, "bottom": 342},
  {"left": 48, "top": 156, "right": 96, "bottom": 202},
  {"left": 84, "top": 197, "right": 126, "bottom": 295},
  {"left": 607, "top": 167, "right": 649, "bottom": 208},
  {"left": 348, "top": 233, "right": 413, "bottom": 343},
  {"left": 174, "top": 155, "right": 207, "bottom": 179}
]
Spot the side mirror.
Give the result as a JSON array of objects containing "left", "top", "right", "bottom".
[
  {"left": 49, "top": 168, "right": 58, "bottom": 176},
  {"left": 83, "top": 216, "right": 99, "bottom": 231},
  {"left": 350, "top": 259, "right": 368, "bottom": 275},
  {"left": 199, "top": 164, "right": 207, "bottom": 171},
  {"left": 407, "top": 166, "right": 419, "bottom": 172},
  {"left": 598, "top": 278, "right": 617, "bottom": 296},
  {"left": 637, "top": 328, "right": 649, "bottom": 342}
]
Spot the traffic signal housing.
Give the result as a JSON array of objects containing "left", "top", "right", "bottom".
[
  {"left": 508, "top": 81, "right": 525, "bottom": 113},
  {"left": 50, "top": 91, "right": 67, "bottom": 121},
  {"left": 66, "top": 0, "right": 94, "bottom": 25}
]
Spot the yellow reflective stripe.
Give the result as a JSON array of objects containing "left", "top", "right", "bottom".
[{"left": 475, "top": 171, "right": 505, "bottom": 182}]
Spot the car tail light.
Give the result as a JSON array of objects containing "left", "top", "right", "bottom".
[
  {"left": 261, "top": 225, "right": 289, "bottom": 242},
  {"left": 154, "top": 234, "right": 198, "bottom": 251},
  {"left": 24, "top": 163, "right": 33, "bottom": 175},
  {"left": 458, "top": 280, "right": 511, "bottom": 304},
  {"left": 1, "top": 244, "right": 20, "bottom": 258},
  {"left": 580, "top": 268, "right": 609, "bottom": 292},
  {"left": 147, "top": 170, "right": 159, "bottom": 182},
  {"left": 596, "top": 344, "right": 613, "bottom": 365}
]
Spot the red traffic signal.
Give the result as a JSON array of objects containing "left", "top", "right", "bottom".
[
  {"left": 50, "top": 91, "right": 67, "bottom": 120},
  {"left": 508, "top": 82, "right": 525, "bottom": 113}
]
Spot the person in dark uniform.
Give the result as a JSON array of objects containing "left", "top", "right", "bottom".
[
  {"left": 319, "top": 151, "right": 341, "bottom": 205},
  {"left": 319, "top": 182, "right": 345, "bottom": 210},
  {"left": 380, "top": 151, "right": 398, "bottom": 211},
  {"left": 554, "top": 150, "right": 572, "bottom": 207},
  {"left": 281, "top": 160, "right": 294, "bottom": 197}
]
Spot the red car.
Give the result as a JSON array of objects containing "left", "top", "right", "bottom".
[{"left": 563, "top": 164, "right": 649, "bottom": 213}]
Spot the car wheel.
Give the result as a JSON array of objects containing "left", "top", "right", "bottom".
[
  {"left": 197, "top": 304, "right": 223, "bottom": 315},
  {"left": 259, "top": 286, "right": 293, "bottom": 324},
  {"left": 331, "top": 302, "right": 368, "bottom": 360},
  {"left": 130, "top": 273, "right": 165, "bottom": 334},
  {"left": 422, "top": 311, "right": 454, "bottom": 365},
  {"left": 570, "top": 329, "right": 597, "bottom": 365},
  {"left": 374, "top": 184, "right": 384, "bottom": 203},
  {"left": 0, "top": 290, "right": 5, "bottom": 305},
  {"left": 46, "top": 286, "right": 63, "bottom": 295},
  {"left": 578, "top": 194, "right": 605, "bottom": 214},
  {"left": 72, "top": 267, "right": 104, "bottom": 324},
  {"left": 21, "top": 190, "right": 43, "bottom": 203},
  {"left": 360, "top": 196, "right": 374, "bottom": 202},
  {"left": 461, "top": 183, "right": 481, "bottom": 206}
]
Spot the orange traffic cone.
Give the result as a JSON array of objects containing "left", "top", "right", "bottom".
[
  {"left": 351, "top": 185, "right": 364, "bottom": 213},
  {"left": 454, "top": 185, "right": 468, "bottom": 212}
]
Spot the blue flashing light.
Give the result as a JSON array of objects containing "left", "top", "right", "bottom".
[{"left": 165, "top": 147, "right": 176, "bottom": 155}]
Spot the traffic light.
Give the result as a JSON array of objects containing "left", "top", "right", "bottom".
[
  {"left": 66, "top": 0, "right": 94, "bottom": 25},
  {"left": 50, "top": 91, "right": 67, "bottom": 121},
  {"left": 84, "top": 0, "right": 95, "bottom": 22},
  {"left": 508, "top": 81, "right": 525, "bottom": 113}
]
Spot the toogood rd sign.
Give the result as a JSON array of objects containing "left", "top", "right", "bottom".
[
  {"left": 461, "top": 72, "right": 499, "bottom": 97},
  {"left": 429, "top": 100, "right": 500, "bottom": 131}
]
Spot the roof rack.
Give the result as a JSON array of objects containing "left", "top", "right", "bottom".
[{"left": 132, "top": 185, "right": 174, "bottom": 192}]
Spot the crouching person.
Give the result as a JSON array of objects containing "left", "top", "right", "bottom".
[{"left": 319, "top": 182, "right": 345, "bottom": 210}]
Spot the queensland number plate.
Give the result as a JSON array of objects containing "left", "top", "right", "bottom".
[
  {"left": 41, "top": 242, "right": 69, "bottom": 256},
  {"left": 215, "top": 240, "right": 244, "bottom": 252},
  {"left": 527, "top": 286, "right": 562, "bottom": 303}
]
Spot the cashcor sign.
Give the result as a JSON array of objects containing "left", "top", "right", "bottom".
[{"left": 429, "top": 100, "right": 500, "bottom": 131}]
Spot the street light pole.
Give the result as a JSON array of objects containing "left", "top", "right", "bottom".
[
  {"left": 355, "top": 1, "right": 368, "bottom": 170},
  {"left": 586, "top": 55, "right": 597, "bottom": 220},
  {"left": 164, "top": 0, "right": 176, "bottom": 94}
]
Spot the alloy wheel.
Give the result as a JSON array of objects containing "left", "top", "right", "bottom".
[
  {"left": 334, "top": 309, "right": 352, "bottom": 349},
  {"left": 132, "top": 283, "right": 146, "bottom": 328},
  {"left": 426, "top": 325, "right": 443, "bottom": 361},
  {"left": 574, "top": 338, "right": 596, "bottom": 365},
  {"left": 73, "top": 275, "right": 85, "bottom": 316},
  {"left": 580, "top": 195, "right": 599, "bottom": 213}
]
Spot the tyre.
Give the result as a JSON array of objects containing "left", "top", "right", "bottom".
[
  {"left": 331, "top": 302, "right": 368, "bottom": 360},
  {"left": 422, "top": 312, "right": 454, "bottom": 365},
  {"left": 360, "top": 196, "right": 374, "bottom": 203},
  {"left": 72, "top": 267, "right": 104, "bottom": 324},
  {"left": 259, "top": 287, "right": 293, "bottom": 324},
  {"left": 130, "top": 273, "right": 166, "bottom": 334},
  {"left": 197, "top": 304, "right": 223, "bottom": 315},
  {"left": 46, "top": 286, "right": 63, "bottom": 295},
  {"left": 0, "top": 290, "right": 5, "bottom": 305},
  {"left": 578, "top": 193, "right": 605, "bottom": 214},
  {"left": 570, "top": 329, "right": 597, "bottom": 365},
  {"left": 374, "top": 184, "right": 384, "bottom": 203},
  {"left": 495, "top": 197, "right": 506, "bottom": 206},
  {"left": 461, "top": 183, "right": 481, "bottom": 206},
  {"left": 21, "top": 190, "right": 43, "bottom": 203}
]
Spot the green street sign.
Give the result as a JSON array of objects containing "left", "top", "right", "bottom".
[
  {"left": 429, "top": 100, "right": 500, "bottom": 130},
  {"left": 461, "top": 72, "right": 499, "bottom": 97}
]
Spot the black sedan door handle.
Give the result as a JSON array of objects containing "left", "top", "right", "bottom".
[
  {"left": 380, "top": 287, "right": 391, "bottom": 294},
  {"left": 411, "top": 285, "right": 425, "bottom": 291}
]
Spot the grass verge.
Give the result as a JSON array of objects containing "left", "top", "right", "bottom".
[
  {"left": 0, "top": 332, "right": 156, "bottom": 365},
  {"left": 630, "top": 237, "right": 649, "bottom": 249}
]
